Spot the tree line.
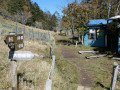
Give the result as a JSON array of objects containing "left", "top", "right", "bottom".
[
  {"left": 0, "top": 0, "right": 60, "bottom": 31},
  {"left": 61, "top": 0, "right": 120, "bottom": 43}
]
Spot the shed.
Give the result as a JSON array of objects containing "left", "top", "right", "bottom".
[
  {"left": 109, "top": 15, "right": 120, "bottom": 54},
  {"left": 84, "top": 19, "right": 108, "bottom": 47},
  {"left": 118, "top": 24, "right": 120, "bottom": 54}
]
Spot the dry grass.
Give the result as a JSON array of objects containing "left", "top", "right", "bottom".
[
  {"left": 0, "top": 35, "right": 51, "bottom": 89},
  {"left": 0, "top": 15, "right": 64, "bottom": 90},
  {"left": 0, "top": 15, "right": 80, "bottom": 90},
  {"left": 0, "top": 15, "right": 55, "bottom": 37},
  {"left": 51, "top": 35, "right": 79, "bottom": 90}
]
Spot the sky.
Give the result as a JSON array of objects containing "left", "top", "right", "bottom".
[{"left": 31, "top": 0, "right": 75, "bottom": 15}]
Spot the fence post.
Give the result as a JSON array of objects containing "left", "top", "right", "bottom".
[
  {"left": 11, "top": 60, "right": 17, "bottom": 90},
  {"left": 110, "top": 62, "right": 119, "bottom": 90},
  {"left": 24, "top": 26, "right": 25, "bottom": 34},
  {"left": 53, "top": 37, "right": 55, "bottom": 46},
  {"left": 38, "top": 31, "right": 39, "bottom": 40},
  {"left": 16, "top": 23, "right": 18, "bottom": 34},
  {"left": 0, "top": 25, "right": 2, "bottom": 36},
  {"left": 50, "top": 46, "right": 53, "bottom": 59},
  {"left": 32, "top": 30, "right": 34, "bottom": 41},
  {"left": 45, "top": 55, "right": 55, "bottom": 90},
  {"left": 29, "top": 29, "right": 30, "bottom": 39},
  {"left": 49, "top": 56, "right": 55, "bottom": 79},
  {"left": 9, "top": 32, "right": 17, "bottom": 90},
  {"left": 75, "top": 41, "right": 78, "bottom": 48}
]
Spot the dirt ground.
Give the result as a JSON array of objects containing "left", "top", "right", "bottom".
[
  {"left": 60, "top": 44, "right": 93, "bottom": 87},
  {"left": 55, "top": 35, "right": 120, "bottom": 90}
]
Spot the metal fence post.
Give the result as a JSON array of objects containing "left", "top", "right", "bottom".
[
  {"left": 16, "top": 23, "right": 18, "bottom": 34},
  {"left": 110, "top": 62, "right": 119, "bottom": 90},
  {"left": 32, "top": 30, "right": 34, "bottom": 41},
  {"left": 38, "top": 31, "right": 39, "bottom": 40},
  {"left": 24, "top": 26, "right": 25, "bottom": 34},
  {"left": 0, "top": 24, "right": 2, "bottom": 36},
  {"left": 29, "top": 29, "right": 30, "bottom": 39},
  {"left": 53, "top": 37, "right": 55, "bottom": 47}
]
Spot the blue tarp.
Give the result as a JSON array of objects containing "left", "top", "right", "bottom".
[{"left": 87, "top": 19, "right": 107, "bottom": 25}]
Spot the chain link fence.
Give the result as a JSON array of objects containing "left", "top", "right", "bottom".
[{"left": 0, "top": 23, "right": 50, "bottom": 41}]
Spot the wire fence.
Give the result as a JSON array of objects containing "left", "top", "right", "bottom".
[{"left": 0, "top": 23, "right": 50, "bottom": 41}]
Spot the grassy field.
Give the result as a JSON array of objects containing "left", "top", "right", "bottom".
[
  {"left": 0, "top": 15, "right": 56, "bottom": 90},
  {"left": 0, "top": 15, "right": 54, "bottom": 33},
  {"left": 0, "top": 15, "right": 79, "bottom": 90},
  {"left": 0, "top": 36, "right": 52, "bottom": 89},
  {"left": 52, "top": 45, "right": 78, "bottom": 90},
  {"left": 1, "top": 16, "right": 120, "bottom": 90},
  {"left": 56, "top": 34, "right": 120, "bottom": 90}
]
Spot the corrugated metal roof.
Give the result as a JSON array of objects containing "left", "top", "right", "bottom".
[
  {"left": 87, "top": 19, "right": 107, "bottom": 25},
  {"left": 110, "top": 15, "right": 120, "bottom": 19}
]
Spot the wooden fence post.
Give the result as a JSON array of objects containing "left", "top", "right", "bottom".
[
  {"left": 50, "top": 46, "right": 53, "bottom": 59},
  {"left": 11, "top": 60, "right": 17, "bottom": 90},
  {"left": 45, "top": 55, "right": 55, "bottom": 90},
  {"left": 110, "top": 62, "right": 119, "bottom": 90},
  {"left": 75, "top": 41, "right": 78, "bottom": 48},
  {"left": 9, "top": 32, "right": 17, "bottom": 90}
]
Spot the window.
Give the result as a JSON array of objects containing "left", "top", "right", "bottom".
[{"left": 87, "top": 29, "right": 97, "bottom": 40}]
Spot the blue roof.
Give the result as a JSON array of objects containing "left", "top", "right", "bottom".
[{"left": 87, "top": 19, "right": 107, "bottom": 25}]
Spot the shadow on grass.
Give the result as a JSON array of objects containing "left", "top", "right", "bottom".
[
  {"left": 59, "top": 33, "right": 66, "bottom": 36},
  {"left": 57, "top": 40, "right": 72, "bottom": 45},
  {"left": 17, "top": 72, "right": 25, "bottom": 89},
  {"left": 57, "top": 35, "right": 80, "bottom": 46},
  {"left": 17, "top": 72, "right": 33, "bottom": 89},
  {"left": 93, "top": 47, "right": 120, "bottom": 57},
  {"left": 96, "top": 82, "right": 110, "bottom": 90}
]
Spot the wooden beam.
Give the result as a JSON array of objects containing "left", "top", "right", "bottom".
[
  {"left": 78, "top": 51, "right": 99, "bottom": 54},
  {"left": 112, "top": 57, "right": 120, "bottom": 60},
  {"left": 86, "top": 54, "right": 107, "bottom": 59}
]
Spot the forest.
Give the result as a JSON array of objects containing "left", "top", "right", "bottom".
[
  {"left": 0, "top": 0, "right": 120, "bottom": 36},
  {"left": 61, "top": 0, "right": 120, "bottom": 52},
  {"left": 0, "top": 0, "right": 60, "bottom": 31}
]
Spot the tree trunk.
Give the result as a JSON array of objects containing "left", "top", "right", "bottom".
[
  {"left": 78, "top": 33, "right": 81, "bottom": 42},
  {"left": 82, "top": 34, "right": 84, "bottom": 45},
  {"left": 116, "top": 1, "right": 120, "bottom": 15}
]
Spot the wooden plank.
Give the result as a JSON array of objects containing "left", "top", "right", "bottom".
[
  {"left": 78, "top": 51, "right": 99, "bottom": 54},
  {"left": 86, "top": 54, "right": 107, "bottom": 59},
  {"left": 112, "top": 57, "right": 120, "bottom": 60}
]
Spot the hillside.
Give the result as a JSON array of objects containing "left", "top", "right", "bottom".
[
  {"left": 0, "top": 0, "right": 59, "bottom": 30},
  {"left": 0, "top": 15, "right": 55, "bottom": 89},
  {"left": 0, "top": 14, "right": 79, "bottom": 90}
]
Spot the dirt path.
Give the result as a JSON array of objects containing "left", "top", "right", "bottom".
[{"left": 60, "top": 44, "right": 93, "bottom": 88}]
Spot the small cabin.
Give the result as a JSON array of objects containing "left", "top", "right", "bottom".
[
  {"left": 110, "top": 15, "right": 120, "bottom": 54},
  {"left": 84, "top": 19, "right": 108, "bottom": 47},
  {"left": 118, "top": 24, "right": 120, "bottom": 54}
]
